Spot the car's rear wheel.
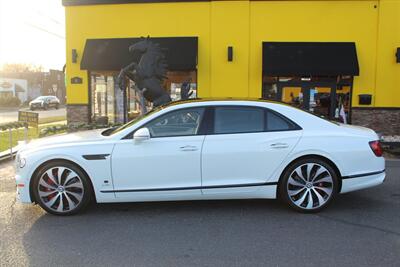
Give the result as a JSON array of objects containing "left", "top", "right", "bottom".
[
  {"left": 32, "top": 161, "right": 92, "bottom": 215},
  {"left": 279, "top": 158, "right": 338, "bottom": 213}
]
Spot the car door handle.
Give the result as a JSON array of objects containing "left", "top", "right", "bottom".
[
  {"left": 179, "top": 145, "right": 198, "bottom": 151},
  {"left": 270, "top": 143, "right": 289, "bottom": 149}
]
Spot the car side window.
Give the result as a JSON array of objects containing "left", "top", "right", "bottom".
[
  {"left": 145, "top": 108, "right": 205, "bottom": 138},
  {"left": 214, "top": 107, "right": 264, "bottom": 134},
  {"left": 265, "top": 110, "right": 295, "bottom": 131}
]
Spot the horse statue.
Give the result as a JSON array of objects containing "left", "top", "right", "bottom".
[{"left": 117, "top": 37, "right": 171, "bottom": 110}]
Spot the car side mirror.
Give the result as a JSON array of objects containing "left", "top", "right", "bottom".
[{"left": 133, "top": 127, "right": 150, "bottom": 141}]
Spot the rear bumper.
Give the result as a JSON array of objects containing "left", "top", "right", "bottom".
[{"left": 340, "top": 170, "right": 385, "bottom": 194}]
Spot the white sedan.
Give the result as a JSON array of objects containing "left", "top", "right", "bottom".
[{"left": 14, "top": 99, "right": 385, "bottom": 215}]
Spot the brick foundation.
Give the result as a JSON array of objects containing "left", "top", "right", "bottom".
[
  {"left": 351, "top": 108, "right": 400, "bottom": 136},
  {"left": 66, "top": 104, "right": 90, "bottom": 125}
]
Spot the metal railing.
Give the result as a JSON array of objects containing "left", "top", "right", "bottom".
[{"left": 0, "top": 122, "right": 32, "bottom": 160}]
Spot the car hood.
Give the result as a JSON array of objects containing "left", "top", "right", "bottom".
[
  {"left": 20, "top": 129, "right": 107, "bottom": 152},
  {"left": 338, "top": 123, "right": 378, "bottom": 139}
]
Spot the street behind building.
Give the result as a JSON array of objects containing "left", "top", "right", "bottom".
[{"left": 0, "top": 107, "right": 66, "bottom": 124}]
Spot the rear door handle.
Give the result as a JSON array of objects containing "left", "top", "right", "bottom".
[
  {"left": 180, "top": 145, "right": 198, "bottom": 151},
  {"left": 270, "top": 143, "right": 289, "bottom": 149}
]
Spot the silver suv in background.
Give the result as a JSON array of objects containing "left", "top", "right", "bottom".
[{"left": 29, "top": 96, "right": 60, "bottom": 110}]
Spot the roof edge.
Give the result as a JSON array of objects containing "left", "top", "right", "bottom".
[{"left": 63, "top": 0, "right": 212, "bottom": 6}]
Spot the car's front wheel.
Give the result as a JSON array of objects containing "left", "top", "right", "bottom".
[
  {"left": 279, "top": 158, "right": 338, "bottom": 213},
  {"left": 32, "top": 161, "right": 92, "bottom": 215}
]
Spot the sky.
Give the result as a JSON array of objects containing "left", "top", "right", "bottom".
[{"left": 0, "top": 0, "right": 65, "bottom": 71}]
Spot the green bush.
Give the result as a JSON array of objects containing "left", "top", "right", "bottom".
[
  {"left": 39, "top": 122, "right": 122, "bottom": 137},
  {"left": 0, "top": 121, "right": 27, "bottom": 131},
  {"left": 0, "top": 96, "right": 21, "bottom": 107}
]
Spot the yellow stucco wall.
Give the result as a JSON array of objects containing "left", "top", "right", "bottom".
[
  {"left": 375, "top": 0, "right": 400, "bottom": 107},
  {"left": 65, "top": 0, "right": 400, "bottom": 108},
  {"left": 65, "top": 2, "right": 212, "bottom": 104}
]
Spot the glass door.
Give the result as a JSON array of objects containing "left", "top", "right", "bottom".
[{"left": 276, "top": 82, "right": 341, "bottom": 121}]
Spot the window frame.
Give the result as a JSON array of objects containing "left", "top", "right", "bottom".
[
  {"left": 125, "top": 107, "right": 208, "bottom": 139},
  {"left": 123, "top": 104, "right": 302, "bottom": 139}
]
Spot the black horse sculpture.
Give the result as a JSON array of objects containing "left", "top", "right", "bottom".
[{"left": 117, "top": 37, "right": 171, "bottom": 107}]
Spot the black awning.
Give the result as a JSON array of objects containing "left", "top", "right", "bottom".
[
  {"left": 262, "top": 42, "right": 359, "bottom": 76},
  {"left": 80, "top": 37, "right": 198, "bottom": 71}
]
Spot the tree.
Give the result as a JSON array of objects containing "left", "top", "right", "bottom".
[{"left": 0, "top": 63, "right": 44, "bottom": 73}]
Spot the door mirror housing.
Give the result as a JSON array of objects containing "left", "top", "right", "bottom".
[{"left": 133, "top": 127, "right": 151, "bottom": 141}]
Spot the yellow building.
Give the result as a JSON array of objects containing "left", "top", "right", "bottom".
[{"left": 63, "top": 0, "right": 400, "bottom": 135}]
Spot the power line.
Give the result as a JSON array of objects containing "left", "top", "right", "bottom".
[
  {"left": 24, "top": 22, "right": 65, "bottom": 39},
  {"left": 35, "top": 10, "right": 64, "bottom": 26}
]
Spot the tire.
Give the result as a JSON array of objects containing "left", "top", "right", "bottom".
[
  {"left": 279, "top": 158, "right": 338, "bottom": 213},
  {"left": 43, "top": 104, "right": 48, "bottom": 110},
  {"left": 32, "top": 160, "right": 93, "bottom": 215},
  {"left": 55, "top": 104, "right": 59, "bottom": 109}
]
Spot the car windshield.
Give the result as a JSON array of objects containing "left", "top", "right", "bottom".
[
  {"left": 35, "top": 96, "right": 48, "bottom": 101},
  {"left": 102, "top": 106, "right": 163, "bottom": 136}
]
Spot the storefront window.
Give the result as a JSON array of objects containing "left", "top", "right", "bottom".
[
  {"left": 262, "top": 75, "right": 353, "bottom": 123},
  {"left": 91, "top": 73, "right": 117, "bottom": 124},
  {"left": 90, "top": 70, "right": 197, "bottom": 124},
  {"left": 164, "top": 71, "right": 197, "bottom": 101}
]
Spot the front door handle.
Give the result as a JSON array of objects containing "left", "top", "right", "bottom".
[
  {"left": 180, "top": 145, "right": 198, "bottom": 151},
  {"left": 270, "top": 143, "right": 289, "bottom": 149}
]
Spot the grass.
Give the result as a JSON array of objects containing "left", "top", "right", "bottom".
[
  {"left": 38, "top": 116, "right": 66, "bottom": 124},
  {"left": 0, "top": 123, "right": 67, "bottom": 152},
  {"left": 0, "top": 114, "right": 67, "bottom": 152}
]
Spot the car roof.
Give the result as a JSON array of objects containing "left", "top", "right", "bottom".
[{"left": 160, "top": 98, "right": 285, "bottom": 108}]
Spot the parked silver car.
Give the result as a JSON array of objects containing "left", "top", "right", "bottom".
[{"left": 29, "top": 96, "right": 60, "bottom": 110}]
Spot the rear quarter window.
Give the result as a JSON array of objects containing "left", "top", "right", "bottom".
[{"left": 265, "top": 110, "right": 300, "bottom": 131}]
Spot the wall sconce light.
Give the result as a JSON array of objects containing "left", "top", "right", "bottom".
[
  {"left": 396, "top": 47, "right": 400, "bottom": 63},
  {"left": 228, "top": 46, "right": 233, "bottom": 62},
  {"left": 72, "top": 49, "right": 78, "bottom": 63},
  {"left": 359, "top": 94, "right": 372, "bottom": 105}
]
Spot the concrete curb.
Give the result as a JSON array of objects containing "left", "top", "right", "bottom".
[
  {"left": 0, "top": 151, "right": 16, "bottom": 163},
  {"left": 0, "top": 145, "right": 20, "bottom": 163}
]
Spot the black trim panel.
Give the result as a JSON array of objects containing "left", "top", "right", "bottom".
[
  {"left": 82, "top": 154, "right": 110, "bottom": 160},
  {"left": 342, "top": 170, "right": 385, "bottom": 179},
  {"left": 100, "top": 181, "right": 278, "bottom": 193},
  {"left": 81, "top": 37, "right": 198, "bottom": 71},
  {"left": 262, "top": 42, "right": 359, "bottom": 76}
]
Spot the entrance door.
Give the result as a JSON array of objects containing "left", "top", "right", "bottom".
[{"left": 276, "top": 82, "right": 337, "bottom": 120}]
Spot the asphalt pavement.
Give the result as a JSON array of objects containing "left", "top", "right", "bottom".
[
  {"left": 0, "top": 159, "right": 399, "bottom": 267},
  {"left": 0, "top": 107, "right": 66, "bottom": 123}
]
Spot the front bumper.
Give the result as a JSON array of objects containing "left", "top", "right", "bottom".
[
  {"left": 30, "top": 103, "right": 43, "bottom": 108},
  {"left": 340, "top": 171, "right": 386, "bottom": 194},
  {"left": 15, "top": 174, "right": 33, "bottom": 203}
]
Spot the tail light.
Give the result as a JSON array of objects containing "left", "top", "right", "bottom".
[{"left": 369, "top": 140, "right": 383, "bottom": 157}]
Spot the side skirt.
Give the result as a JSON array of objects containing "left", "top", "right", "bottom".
[{"left": 100, "top": 181, "right": 278, "bottom": 193}]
